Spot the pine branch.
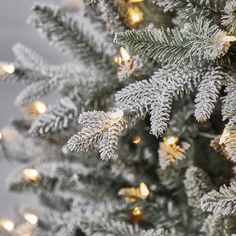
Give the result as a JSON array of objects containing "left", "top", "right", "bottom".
[
  {"left": 97, "top": 0, "right": 126, "bottom": 35},
  {"left": 194, "top": 67, "right": 225, "bottom": 122},
  {"left": 184, "top": 166, "right": 212, "bottom": 208},
  {"left": 13, "top": 43, "right": 48, "bottom": 71},
  {"left": 29, "top": 97, "right": 78, "bottom": 136},
  {"left": 116, "top": 65, "right": 201, "bottom": 136},
  {"left": 222, "top": 77, "right": 236, "bottom": 121},
  {"left": 222, "top": 0, "right": 236, "bottom": 35},
  {"left": 3, "top": 67, "right": 49, "bottom": 84},
  {"left": 150, "top": 93, "right": 172, "bottom": 137},
  {"left": 154, "top": 0, "right": 226, "bottom": 22},
  {"left": 28, "top": 4, "right": 115, "bottom": 69},
  {"left": 201, "top": 214, "right": 236, "bottom": 236},
  {"left": 81, "top": 218, "right": 181, "bottom": 236},
  {"left": 201, "top": 181, "right": 236, "bottom": 215},
  {"left": 15, "top": 77, "right": 59, "bottom": 106},
  {"left": 67, "top": 110, "right": 128, "bottom": 160},
  {"left": 114, "top": 19, "right": 234, "bottom": 65}
]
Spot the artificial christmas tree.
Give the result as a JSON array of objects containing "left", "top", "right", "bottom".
[{"left": 1, "top": 0, "right": 236, "bottom": 235}]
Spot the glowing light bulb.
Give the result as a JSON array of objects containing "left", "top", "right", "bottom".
[
  {"left": 166, "top": 136, "right": 178, "bottom": 145},
  {"left": 114, "top": 55, "right": 122, "bottom": 65},
  {"left": 128, "top": 7, "right": 143, "bottom": 26},
  {"left": 0, "top": 132, "right": 2, "bottom": 140},
  {"left": 27, "top": 101, "right": 47, "bottom": 118},
  {"left": 1, "top": 63, "right": 15, "bottom": 74},
  {"left": 33, "top": 101, "right": 47, "bottom": 114},
  {"left": 140, "top": 182, "right": 149, "bottom": 198},
  {"left": 0, "top": 219, "right": 15, "bottom": 232},
  {"left": 23, "top": 168, "right": 41, "bottom": 182},
  {"left": 24, "top": 213, "right": 38, "bottom": 225},
  {"left": 120, "top": 47, "right": 131, "bottom": 63},
  {"left": 132, "top": 135, "right": 141, "bottom": 144},
  {"left": 110, "top": 110, "right": 124, "bottom": 119},
  {"left": 130, "top": 0, "right": 144, "bottom": 2}
]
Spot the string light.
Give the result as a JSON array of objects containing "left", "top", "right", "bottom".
[
  {"left": 166, "top": 136, "right": 179, "bottom": 145},
  {"left": 120, "top": 47, "right": 131, "bottom": 64},
  {"left": 27, "top": 101, "right": 47, "bottom": 118},
  {"left": 128, "top": 7, "right": 143, "bottom": 26},
  {"left": 129, "top": 0, "right": 144, "bottom": 2},
  {"left": 119, "top": 182, "right": 149, "bottom": 201},
  {"left": 139, "top": 182, "right": 149, "bottom": 198},
  {"left": 23, "top": 213, "right": 38, "bottom": 225},
  {"left": 0, "top": 219, "right": 15, "bottom": 232},
  {"left": 114, "top": 55, "right": 122, "bottom": 65},
  {"left": 132, "top": 135, "right": 141, "bottom": 144},
  {"left": 23, "top": 168, "right": 41, "bottom": 182},
  {"left": 0, "top": 63, "right": 15, "bottom": 75},
  {"left": 131, "top": 206, "right": 144, "bottom": 220}
]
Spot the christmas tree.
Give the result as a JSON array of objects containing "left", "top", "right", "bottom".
[{"left": 1, "top": 0, "right": 236, "bottom": 235}]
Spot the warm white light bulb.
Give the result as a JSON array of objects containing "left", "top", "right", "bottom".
[
  {"left": 132, "top": 135, "right": 141, "bottom": 144},
  {"left": 166, "top": 136, "right": 178, "bottom": 145},
  {"left": 24, "top": 213, "right": 38, "bottom": 225},
  {"left": 140, "top": 182, "right": 149, "bottom": 198},
  {"left": 120, "top": 47, "right": 131, "bottom": 62},
  {"left": 1, "top": 63, "right": 15, "bottom": 74},
  {"left": 130, "top": 0, "right": 144, "bottom": 2},
  {"left": 0, "top": 132, "right": 2, "bottom": 140},
  {"left": 0, "top": 219, "right": 15, "bottom": 232},
  {"left": 33, "top": 101, "right": 47, "bottom": 114},
  {"left": 128, "top": 7, "right": 143, "bottom": 26},
  {"left": 23, "top": 168, "right": 40, "bottom": 182}
]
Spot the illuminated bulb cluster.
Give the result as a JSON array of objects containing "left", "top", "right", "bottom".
[
  {"left": 0, "top": 219, "right": 15, "bottom": 232},
  {"left": 23, "top": 168, "right": 41, "bottom": 182},
  {"left": 128, "top": 6, "right": 143, "bottom": 26},
  {"left": 27, "top": 100, "right": 47, "bottom": 118},
  {"left": 24, "top": 213, "right": 38, "bottom": 225}
]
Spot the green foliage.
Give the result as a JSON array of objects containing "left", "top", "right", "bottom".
[
  {"left": 201, "top": 181, "right": 236, "bottom": 215},
  {"left": 184, "top": 166, "right": 212, "bottom": 208},
  {"left": 30, "top": 97, "right": 78, "bottom": 135},
  {"left": 114, "top": 19, "right": 231, "bottom": 65},
  {"left": 222, "top": 0, "right": 236, "bottom": 35},
  {"left": 67, "top": 110, "right": 129, "bottom": 160}
]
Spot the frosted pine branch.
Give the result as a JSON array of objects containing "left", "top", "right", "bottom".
[
  {"left": 184, "top": 166, "right": 212, "bottom": 208},
  {"left": 201, "top": 181, "right": 236, "bottom": 215},
  {"left": 114, "top": 19, "right": 234, "bottom": 65},
  {"left": 154, "top": 0, "right": 226, "bottom": 22},
  {"left": 67, "top": 110, "right": 128, "bottom": 160},
  {"left": 15, "top": 77, "right": 59, "bottom": 106},
  {"left": 222, "top": 0, "right": 236, "bottom": 35},
  {"left": 29, "top": 4, "right": 115, "bottom": 68},
  {"left": 13, "top": 43, "right": 48, "bottom": 71},
  {"left": 29, "top": 97, "right": 78, "bottom": 135},
  {"left": 194, "top": 67, "right": 225, "bottom": 122},
  {"left": 150, "top": 93, "right": 172, "bottom": 137}
]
